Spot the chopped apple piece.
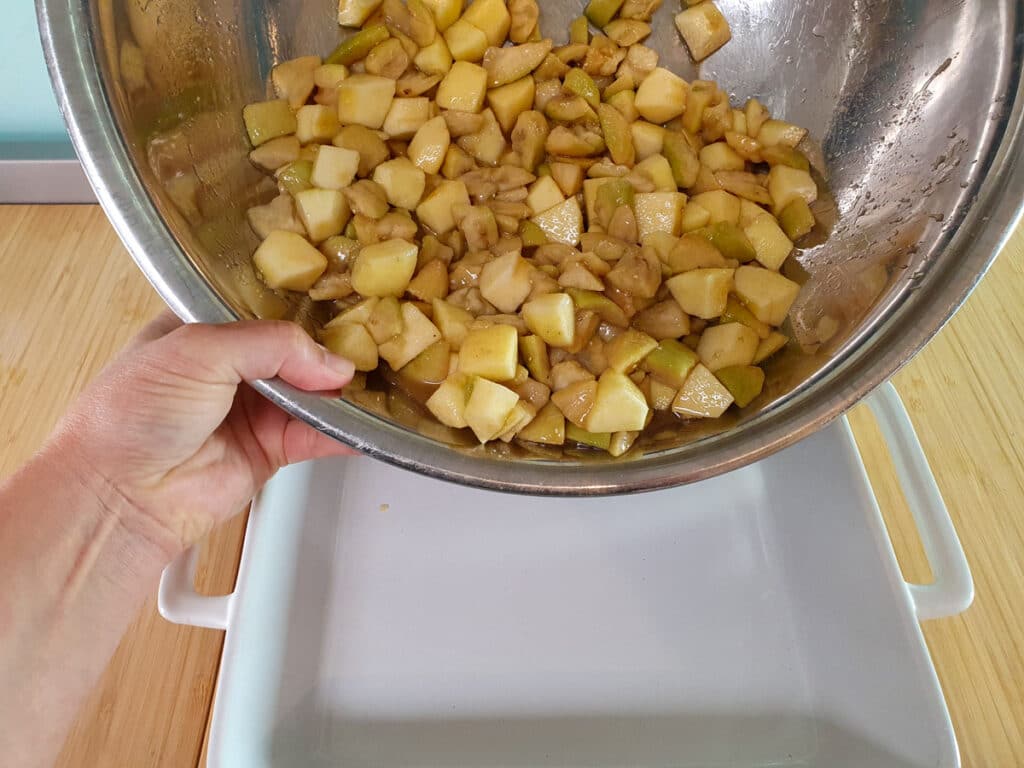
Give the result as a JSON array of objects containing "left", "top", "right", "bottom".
[
  {"left": 416, "top": 179, "right": 471, "bottom": 234},
  {"left": 757, "top": 119, "right": 808, "bottom": 149},
  {"left": 432, "top": 298, "right": 476, "bottom": 349},
  {"left": 516, "top": 400, "right": 565, "bottom": 444},
  {"left": 243, "top": 100, "right": 297, "bottom": 147},
  {"left": 666, "top": 267, "right": 734, "bottom": 319},
  {"left": 464, "top": 376, "right": 520, "bottom": 442},
  {"left": 532, "top": 197, "right": 583, "bottom": 246},
  {"left": 754, "top": 330, "right": 789, "bottom": 363},
  {"left": 414, "top": 35, "right": 454, "bottom": 75},
  {"left": 699, "top": 142, "right": 745, "bottom": 172},
  {"left": 407, "top": 259, "right": 450, "bottom": 301},
  {"left": 459, "top": 324, "right": 519, "bottom": 380},
  {"left": 382, "top": 97, "right": 432, "bottom": 139},
  {"left": 642, "top": 338, "right": 698, "bottom": 387},
  {"left": 497, "top": 400, "right": 538, "bottom": 441},
  {"left": 310, "top": 145, "right": 359, "bottom": 190},
  {"left": 247, "top": 194, "right": 306, "bottom": 239},
  {"left": 605, "top": 329, "right": 658, "bottom": 373},
  {"left": 379, "top": 302, "right": 443, "bottom": 369},
  {"left": 634, "top": 68, "right": 688, "bottom": 124},
  {"left": 482, "top": 40, "right": 552, "bottom": 86},
  {"left": 744, "top": 214, "right": 793, "bottom": 270},
  {"left": 566, "top": 288, "right": 629, "bottom": 328},
  {"left": 585, "top": 0, "right": 625, "bottom": 28},
  {"left": 598, "top": 103, "right": 635, "bottom": 166},
  {"left": 566, "top": 424, "right": 611, "bottom": 451},
  {"left": 338, "top": 0, "right": 385, "bottom": 27},
  {"left": 526, "top": 175, "right": 565, "bottom": 216},
  {"left": 733, "top": 265, "right": 801, "bottom": 326},
  {"left": 701, "top": 221, "right": 757, "bottom": 263},
  {"left": 671, "top": 363, "right": 733, "bottom": 418},
  {"left": 402, "top": 339, "right": 452, "bottom": 385},
  {"left": 427, "top": 371, "right": 474, "bottom": 427},
  {"left": 777, "top": 198, "right": 816, "bottom": 241},
  {"left": 664, "top": 232, "right": 727, "bottom": 273},
  {"left": 761, "top": 144, "right": 810, "bottom": 172},
  {"left": 674, "top": 2, "right": 731, "bottom": 62},
  {"left": 522, "top": 292, "right": 575, "bottom": 347},
  {"left": 337, "top": 74, "right": 397, "bottom": 129},
  {"left": 366, "top": 296, "right": 404, "bottom": 343},
  {"left": 634, "top": 299, "right": 691, "bottom": 340},
  {"left": 272, "top": 55, "right": 321, "bottom": 108},
  {"left": 662, "top": 131, "right": 700, "bottom": 189},
  {"left": 351, "top": 238, "right": 419, "bottom": 296},
  {"left": 519, "top": 334, "right": 550, "bottom": 382},
  {"left": 550, "top": 378, "right": 598, "bottom": 427},
  {"left": 421, "top": 0, "right": 461, "bottom": 30},
  {"left": 634, "top": 192, "right": 687, "bottom": 240},
  {"left": 696, "top": 322, "right": 759, "bottom": 371},
  {"left": 373, "top": 156, "right": 427, "bottom": 209},
  {"left": 689, "top": 190, "right": 740, "bottom": 225},
  {"left": 249, "top": 135, "right": 301, "bottom": 172},
  {"left": 715, "top": 364, "right": 765, "bottom": 408},
  {"left": 550, "top": 161, "right": 584, "bottom": 197},
  {"left": 327, "top": 296, "right": 379, "bottom": 327},
  {"left": 295, "top": 104, "right": 340, "bottom": 145},
  {"left": 585, "top": 370, "right": 649, "bottom": 433},
  {"left": 631, "top": 121, "right": 665, "bottom": 161},
  {"left": 294, "top": 188, "right": 350, "bottom": 243},
  {"left": 461, "top": 0, "right": 512, "bottom": 46},
  {"left": 633, "top": 154, "right": 676, "bottom": 193},
  {"left": 322, "top": 321, "right": 379, "bottom": 371},
  {"left": 767, "top": 165, "right": 818, "bottom": 215},
  {"left": 487, "top": 76, "right": 536, "bottom": 134},
  {"left": 437, "top": 61, "right": 489, "bottom": 112},
  {"left": 333, "top": 124, "right": 390, "bottom": 176},
  {"left": 444, "top": 19, "right": 490, "bottom": 62},
  {"left": 680, "top": 202, "right": 711, "bottom": 233},
  {"left": 721, "top": 295, "right": 771, "bottom": 339},
  {"left": 253, "top": 231, "right": 328, "bottom": 291},
  {"left": 645, "top": 376, "right": 677, "bottom": 410},
  {"left": 408, "top": 118, "right": 451, "bottom": 173},
  {"left": 480, "top": 252, "right": 534, "bottom": 313}
]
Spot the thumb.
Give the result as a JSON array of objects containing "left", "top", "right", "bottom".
[{"left": 148, "top": 320, "right": 355, "bottom": 392}]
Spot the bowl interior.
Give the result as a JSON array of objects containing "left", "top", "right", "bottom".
[{"left": 53, "top": 0, "right": 1023, "bottom": 490}]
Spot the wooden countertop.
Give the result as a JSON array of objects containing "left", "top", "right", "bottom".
[{"left": 1, "top": 204, "right": 1022, "bottom": 767}]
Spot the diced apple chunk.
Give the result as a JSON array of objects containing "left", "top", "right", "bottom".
[
  {"left": 642, "top": 338, "right": 698, "bottom": 387},
  {"left": 532, "top": 197, "right": 583, "bottom": 246},
  {"left": 689, "top": 190, "right": 740, "bottom": 225},
  {"left": 487, "top": 76, "right": 536, "bottom": 134},
  {"left": 744, "top": 214, "right": 793, "bottom": 271},
  {"left": 416, "top": 179, "right": 471, "bottom": 234},
  {"left": 351, "top": 238, "right": 419, "bottom": 296},
  {"left": 338, "top": 0, "right": 385, "bottom": 27},
  {"left": 674, "top": 2, "right": 731, "bottom": 62},
  {"left": 321, "top": 321, "right": 379, "bottom": 371},
  {"left": 715, "top": 364, "right": 765, "bottom": 408},
  {"left": 585, "top": 370, "right": 650, "bottom": 433},
  {"left": 382, "top": 97, "right": 431, "bottom": 139},
  {"left": 459, "top": 324, "right": 519, "bottom": 381},
  {"left": 631, "top": 121, "right": 665, "bottom": 161},
  {"left": 551, "top": 378, "right": 598, "bottom": 427},
  {"left": 378, "top": 302, "right": 443, "bottom": 369},
  {"left": 671, "top": 363, "right": 734, "bottom": 418},
  {"left": 464, "top": 377, "right": 520, "bottom": 442},
  {"left": 243, "top": 100, "right": 297, "bottom": 147},
  {"left": 436, "top": 61, "right": 489, "bottom": 112},
  {"left": 767, "top": 165, "right": 818, "bottom": 215},
  {"left": 526, "top": 175, "right": 565, "bottom": 216},
  {"left": 733, "top": 265, "right": 801, "bottom": 326},
  {"left": 311, "top": 145, "right": 361, "bottom": 190},
  {"left": 414, "top": 35, "right": 454, "bottom": 75},
  {"left": 294, "top": 188, "right": 350, "bottom": 242},
  {"left": 666, "top": 268, "right": 734, "bottom": 319},
  {"left": 757, "top": 119, "right": 807, "bottom": 149},
  {"left": 272, "top": 56, "right": 321, "bottom": 108},
  {"left": 444, "top": 19, "right": 490, "bottom": 62},
  {"left": 421, "top": 0, "right": 461, "bottom": 30},
  {"left": 521, "top": 293, "right": 576, "bottom": 347},
  {"left": 696, "top": 322, "right": 759, "bottom": 371},
  {"left": 461, "top": 0, "right": 512, "bottom": 46},
  {"left": 372, "top": 157, "right": 427, "bottom": 209},
  {"left": 253, "top": 230, "right": 327, "bottom": 291},
  {"left": 337, "top": 74, "right": 397, "bottom": 129},
  {"left": 605, "top": 329, "right": 658, "bottom": 373},
  {"left": 754, "top": 330, "right": 789, "bottom": 363},
  {"left": 427, "top": 371, "right": 474, "bottom": 427},
  {"left": 516, "top": 401, "right": 565, "bottom": 444},
  {"left": 480, "top": 252, "right": 534, "bottom": 312},
  {"left": 408, "top": 115, "right": 451, "bottom": 175},
  {"left": 295, "top": 104, "right": 340, "bottom": 144},
  {"left": 432, "top": 298, "right": 476, "bottom": 349},
  {"left": 634, "top": 192, "right": 687, "bottom": 240},
  {"left": 634, "top": 68, "right": 688, "bottom": 124}
]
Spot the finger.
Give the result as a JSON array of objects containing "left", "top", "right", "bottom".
[
  {"left": 281, "top": 417, "right": 359, "bottom": 465},
  {"left": 130, "top": 309, "right": 184, "bottom": 347},
  {"left": 152, "top": 320, "right": 355, "bottom": 392}
]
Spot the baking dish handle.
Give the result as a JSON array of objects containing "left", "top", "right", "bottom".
[
  {"left": 865, "top": 382, "right": 974, "bottom": 620},
  {"left": 158, "top": 544, "right": 232, "bottom": 630}
]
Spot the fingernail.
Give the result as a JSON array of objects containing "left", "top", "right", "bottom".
[{"left": 320, "top": 346, "right": 355, "bottom": 379}]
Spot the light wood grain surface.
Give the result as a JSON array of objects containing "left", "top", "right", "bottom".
[{"left": 1, "top": 204, "right": 1022, "bottom": 767}]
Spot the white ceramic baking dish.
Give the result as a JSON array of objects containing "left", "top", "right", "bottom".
[{"left": 159, "top": 384, "right": 973, "bottom": 768}]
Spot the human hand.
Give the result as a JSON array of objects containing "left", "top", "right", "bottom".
[{"left": 52, "top": 311, "right": 356, "bottom": 558}]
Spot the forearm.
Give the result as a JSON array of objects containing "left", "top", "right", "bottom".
[{"left": 0, "top": 433, "right": 177, "bottom": 768}]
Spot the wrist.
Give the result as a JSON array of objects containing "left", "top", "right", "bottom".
[{"left": 39, "top": 428, "right": 186, "bottom": 570}]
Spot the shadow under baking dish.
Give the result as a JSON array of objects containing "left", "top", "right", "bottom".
[{"left": 207, "top": 421, "right": 958, "bottom": 768}]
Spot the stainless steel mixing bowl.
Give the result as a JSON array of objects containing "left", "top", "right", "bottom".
[{"left": 37, "top": 0, "right": 1024, "bottom": 494}]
